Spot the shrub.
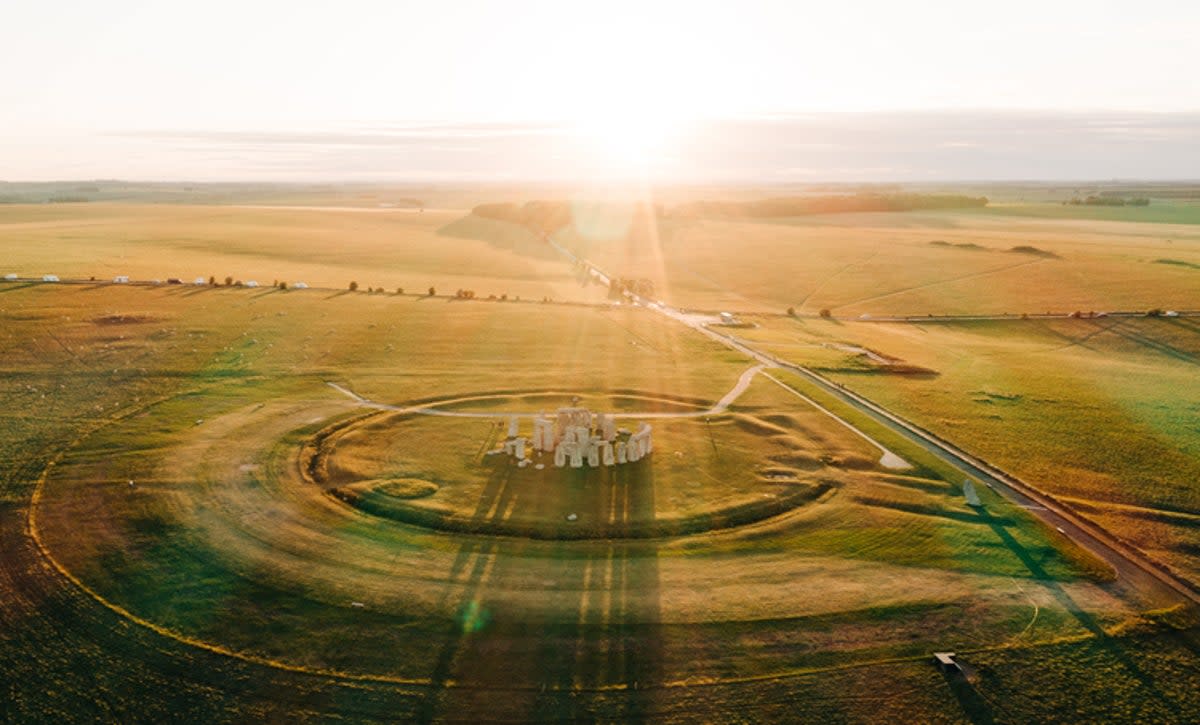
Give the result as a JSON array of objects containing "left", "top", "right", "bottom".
[
  {"left": 396, "top": 287, "right": 404, "bottom": 295},
  {"left": 224, "top": 276, "right": 233, "bottom": 286},
  {"left": 349, "top": 281, "right": 359, "bottom": 291},
  {"left": 428, "top": 286, "right": 436, "bottom": 296},
  {"left": 819, "top": 308, "right": 832, "bottom": 318},
  {"left": 787, "top": 306, "right": 796, "bottom": 317}
]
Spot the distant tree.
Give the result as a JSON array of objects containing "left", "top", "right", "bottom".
[
  {"left": 428, "top": 286, "right": 436, "bottom": 296},
  {"left": 224, "top": 276, "right": 233, "bottom": 286},
  {"left": 819, "top": 308, "right": 832, "bottom": 318},
  {"left": 396, "top": 287, "right": 404, "bottom": 295},
  {"left": 349, "top": 281, "right": 359, "bottom": 291},
  {"left": 500, "top": 293, "right": 508, "bottom": 301},
  {"left": 786, "top": 306, "right": 796, "bottom": 317},
  {"left": 209, "top": 276, "right": 216, "bottom": 286},
  {"left": 279, "top": 281, "right": 288, "bottom": 290}
]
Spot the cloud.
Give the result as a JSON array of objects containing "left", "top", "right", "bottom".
[{"left": 8, "top": 112, "right": 1200, "bottom": 181}]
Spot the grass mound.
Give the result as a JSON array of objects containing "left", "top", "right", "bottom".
[{"left": 370, "top": 478, "right": 440, "bottom": 498}]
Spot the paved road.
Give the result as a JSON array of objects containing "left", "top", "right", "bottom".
[{"left": 560, "top": 247, "right": 1200, "bottom": 608}]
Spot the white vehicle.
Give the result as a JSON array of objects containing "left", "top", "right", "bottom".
[
  {"left": 193, "top": 277, "right": 207, "bottom": 285},
  {"left": 292, "top": 281, "right": 309, "bottom": 289},
  {"left": 113, "top": 275, "right": 130, "bottom": 283},
  {"left": 150, "top": 279, "right": 162, "bottom": 285},
  {"left": 245, "top": 280, "right": 260, "bottom": 288},
  {"left": 3, "top": 273, "right": 17, "bottom": 281},
  {"left": 42, "top": 274, "right": 60, "bottom": 282},
  {"left": 1165, "top": 310, "right": 1180, "bottom": 317}
]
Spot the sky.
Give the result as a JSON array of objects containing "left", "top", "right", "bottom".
[{"left": 2, "top": 0, "right": 1199, "bottom": 181}]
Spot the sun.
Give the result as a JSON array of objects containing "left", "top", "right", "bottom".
[{"left": 571, "top": 106, "right": 684, "bottom": 175}]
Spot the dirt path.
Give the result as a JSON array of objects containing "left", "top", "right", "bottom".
[{"left": 326, "top": 363, "right": 766, "bottom": 420}]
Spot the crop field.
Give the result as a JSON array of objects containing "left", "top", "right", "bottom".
[
  {"left": 562, "top": 206, "right": 1200, "bottom": 316},
  {"left": 2, "top": 195, "right": 1200, "bottom": 722},
  {"left": 0, "top": 203, "right": 607, "bottom": 303}
]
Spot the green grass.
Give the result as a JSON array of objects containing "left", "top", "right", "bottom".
[
  {"left": 739, "top": 315, "right": 1200, "bottom": 582},
  {"left": 4, "top": 200, "right": 1200, "bottom": 722}
]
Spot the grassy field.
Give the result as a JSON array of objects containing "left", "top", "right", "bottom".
[
  {"left": 562, "top": 207, "right": 1200, "bottom": 315},
  {"left": 3, "top": 191, "right": 1200, "bottom": 722},
  {"left": 0, "top": 203, "right": 608, "bottom": 303},
  {"left": 4, "top": 282, "right": 1193, "bottom": 721},
  {"left": 733, "top": 315, "right": 1200, "bottom": 584},
  {"left": 5, "top": 199, "right": 1198, "bottom": 319}
]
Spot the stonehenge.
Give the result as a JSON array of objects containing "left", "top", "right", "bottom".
[{"left": 494, "top": 404, "right": 652, "bottom": 470}]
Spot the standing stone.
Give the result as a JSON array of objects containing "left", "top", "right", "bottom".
[
  {"left": 587, "top": 440, "right": 600, "bottom": 467},
  {"left": 555, "top": 443, "right": 568, "bottom": 468},
  {"left": 507, "top": 416, "right": 519, "bottom": 439},
  {"left": 616, "top": 441, "right": 627, "bottom": 464},
  {"left": 601, "top": 440, "right": 615, "bottom": 466},
  {"left": 515, "top": 437, "right": 526, "bottom": 461},
  {"left": 602, "top": 415, "right": 617, "bottom": 441},
  {"left": 569, "top": 443, "right": 584, "bottom": 468},
  {"left": 964, "top": 480, "right": 982, "bottom": 507}
]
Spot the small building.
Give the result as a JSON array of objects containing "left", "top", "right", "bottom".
[{"left": 933, "top": 652, "right": 963, "bottom": 675}]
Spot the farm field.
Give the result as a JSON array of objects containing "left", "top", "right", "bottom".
[
  {"left": 563, "top": 206, "right": 1200, "bottom": 316},
  {"left": 730, "top": 315, "right": 1200, "bottom": 583},
  {"left": 4, "top": 281, "right": 1197, "bottom": 721},
  {"left": 0, "top": 203, "right": 606, "bottom": 303}
]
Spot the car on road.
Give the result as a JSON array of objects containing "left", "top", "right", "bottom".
[
  {"left": 113, "top": 275, "right": 130, "bottom": 283},
  {"left": 42, "top": 274, "right": 60, "bottom": 282}
]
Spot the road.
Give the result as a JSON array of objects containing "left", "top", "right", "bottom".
[{"left": 559, "top": 245, "right": 1200, "bottom": 608}]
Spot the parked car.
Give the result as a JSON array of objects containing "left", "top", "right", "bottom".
[
  {"left": 42, "top": 274, "right": 60, "bottom": 282},
  {"left": 113, "top": 275, "right": 130, "bottom": 283}
]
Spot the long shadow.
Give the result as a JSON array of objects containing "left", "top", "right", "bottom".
[
  {"left": 419, "top": 456, "right": 663, "bottom": 723},
  {"left": 416, "top": 463, "right": 516, "bottom": 723},
  {"left": 1106, "top": 320, "right": 1199, "bottom": 366},
  {"left": 978, "top": 507, "right": 1175, "bottom": 705},
  {"left": 942, "top": 669, "right": 996, "bottom": 725}
]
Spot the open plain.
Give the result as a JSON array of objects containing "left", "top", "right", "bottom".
[{"left": 1, "top": 188, "right": 1199, "bottom": 722}]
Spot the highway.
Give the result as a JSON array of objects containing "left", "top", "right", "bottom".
[{"left": 564, "top": 250, "right": 1200, "bottom": 609}]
